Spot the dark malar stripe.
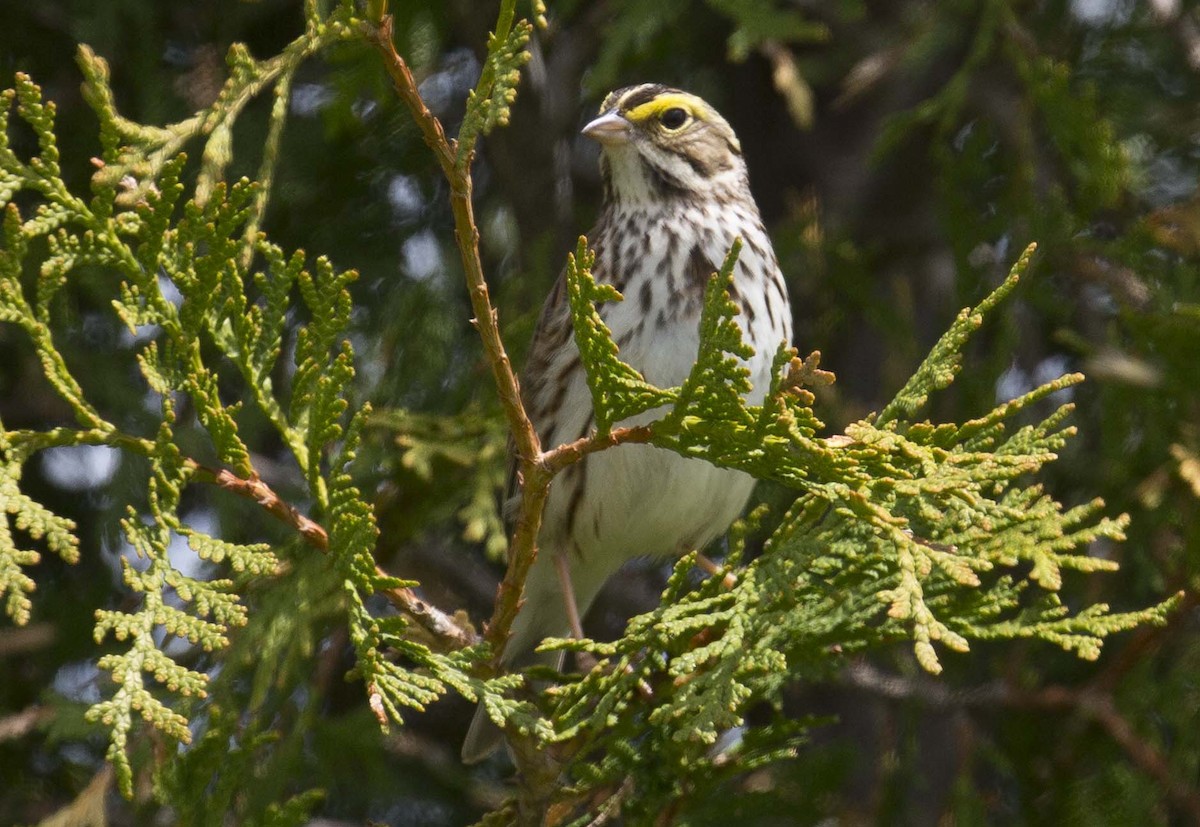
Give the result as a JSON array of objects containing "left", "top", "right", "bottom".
[
  {"left": 679, "top": 150, "right": 713, "bottom": 178},
  {"left": 643, "top": 159, "right": 689, "bottom": 198}
]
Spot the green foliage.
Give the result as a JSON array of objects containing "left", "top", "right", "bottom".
[
  {"left": 333, "top": 407, "right": 456, "bottom": 729},
  {"left": 0, "top": 428, "right": 80, "bottom": 624},
  {"left": 588, "top": 0, "right": 828, "bottom": 90},
  {"left": 872, "top": 0, "right": 1129, "bottom": 271},
  {"left": 152, "top": 704, "right": 325, "bottom": 826},
  {"left": 539, "top": 233, "right": 1174, "bottom": 814},
  {"left": 876, "top": 244, "right": 1032, "bottom": 425},
  {"left": 459, "top": 17, "right": 532, "bottom": 156},
  {"left": 564, "top": 238, "right": 676, "bottom": 433},
  {"left": 1, "top": 0, "right": 1191, "bottom": 823},
  {"left": 370, "top": 407, "right": 509, "bottom": 559},
  {"left": 0, "top": 0, "right": 553, "bottom": 814},
  {"left": 87, "top": 409, "right": 223, "bottom": 796},
  {"left": 0, "top": 6, "right": 487, "bottom": 804}
]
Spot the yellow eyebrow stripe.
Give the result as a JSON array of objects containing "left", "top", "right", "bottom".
[{"left": 623, "top": 92, "right": 707, "bottom": 123}]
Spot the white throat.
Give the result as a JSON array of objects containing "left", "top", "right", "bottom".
[{"left": 603, "top": 144, "right": 658, "bottom": 204}]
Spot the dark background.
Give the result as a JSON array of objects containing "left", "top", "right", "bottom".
[{"left": 1, "top": 0, "right": 1198, "bottom": 823}]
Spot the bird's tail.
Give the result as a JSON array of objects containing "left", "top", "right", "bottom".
[{"left": 461, "top": 552, "right": 606, "bottom": 763}]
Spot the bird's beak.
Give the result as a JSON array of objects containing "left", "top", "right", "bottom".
[{"left": 582, "top": 111, "right": 632, "bottom": 146}]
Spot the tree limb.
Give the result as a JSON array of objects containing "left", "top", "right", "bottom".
[{"left": 196, "top": 463, "right": 477, "bottom": 650}]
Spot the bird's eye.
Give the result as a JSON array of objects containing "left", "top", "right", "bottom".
[{"left": 660, "top": 107, "right": 690, "bottom": 130}]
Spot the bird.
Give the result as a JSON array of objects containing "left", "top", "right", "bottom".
[{"left": 462, "top": 83, "right": 793, "bottom": 762}]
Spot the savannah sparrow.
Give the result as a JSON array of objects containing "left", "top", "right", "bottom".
[{"left": 463, "top": 84, "right": 793, "bottom": 761}]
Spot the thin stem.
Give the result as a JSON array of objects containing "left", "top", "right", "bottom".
[
  {"left": 486, "top": 464, "right": 551, "bottom": 657},
  {"left": 542, "top": 424, "right": 653, "bottom": 474},
  {"left": 191, "top": 463, "right": 476, "bottom": 650},
  {"left": 364, "top": 12, "right": 541, "bottom": 664},
  {"left": 364, "top": 15, "right": 536, "bottom": 465},
  {"left": 239, "top": 70, "right": 294, "bottom": 271},
  {"left": 694, "top": 552, "right": 738, "bottom": 589},
  {"left": 554, "top": 552, "right": 585, "bottom": 640}
]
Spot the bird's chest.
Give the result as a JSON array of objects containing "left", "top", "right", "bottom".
[{"left": 594, "top": 208, "right": 783, "bottom": 397}]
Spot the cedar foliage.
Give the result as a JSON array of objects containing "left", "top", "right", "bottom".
[{"left": 1, "top": 0, "right": 1196, "bottom": 824}]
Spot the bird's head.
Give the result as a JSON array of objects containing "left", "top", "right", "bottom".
[{"left": 583, "top": 84, "right": 747, "bottom": 205}]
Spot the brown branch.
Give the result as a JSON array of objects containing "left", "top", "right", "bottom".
[
  {"left": 365, "top": 2, "right": 671, "bottom": 687},
  {"left": 486, "top": 463, "right": 552, "bottom": 658},
  {"left": 364, "top": 17, "right": 455, "bottom": 173},
  {"left": 488, "top": 424, "right": 658, "bottom": 660},
  {"left": 363, "top": 14, "right": 536, "bottom": 466},
  {"left": 194, "top": 463, "right": 477, "bottom": 650},
  {"left": 203, "top": 467, "right": 328, "bottom": 549},
  {"left": 365, "top": 9, "right": 551, "bottom": 667},
  {"left": 365, "top": 5, "right": 580, "bottom": 671},
  {"left": 0, "top": 622, "right": 55, "bottom": 658},
  {"left": 387, "top": 584, "right": 477, "bottom": 650},
  {"left": 542, "top": 424, "right": 654, "bottom": 474},
  {"left": 0, "top": 704, "right": 52, "bottom": 742}
]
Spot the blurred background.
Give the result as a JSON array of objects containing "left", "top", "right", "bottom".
[{"left": 1, "top": 0, "right": 1198, "bottom": 823}]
